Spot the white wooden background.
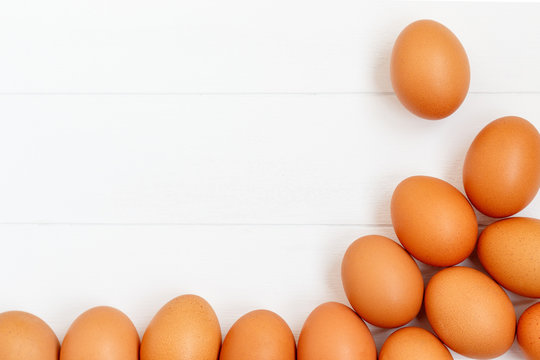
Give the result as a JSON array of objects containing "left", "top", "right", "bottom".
[{"left": 0, "top": 1, "right": 538, "bottom": 358}]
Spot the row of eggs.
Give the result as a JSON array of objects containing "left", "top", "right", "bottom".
[{"left": 1, "top": 294, "right": 539, "bottom": 359}]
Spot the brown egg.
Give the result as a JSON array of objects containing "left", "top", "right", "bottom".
[
  {"left": 141, "top": 294, "right": 221, "bottom": 360},
  {"left": 463, "top": 116, "right": 540, "bottom": 218},
  {"left": 391, "top": 176, "right": 478, "bottom": 267},
  {"left": 518, "top": 302, "right": 540, "bottom": 360},
  {"left": 0, "top": 311, "right": 59, "bottom": 360},
  {"left": 379, "top": 327, "right": 453, "bottom": 360},
  {"left": 425, "top": 267, "right": 516, "bottom": 359},
  {"left": 390, "top": 19, "right": 470, "bottom": 120},
  {"left": 220, "top": 310, "right": 295, "bottom": 360},
  {"left": 341, "top": 235, "right": 423, "bottom": 328},
  {"left": 478, "top": 217, "right": 540, "bottom": 298},
  {"left": 297, "top": 302, "right": 376, "bottom": 360},
  {"left": 60, "top": 306, "right": 139, "bottom": 360}
]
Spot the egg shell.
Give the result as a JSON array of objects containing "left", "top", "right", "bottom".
[
  {"left": 297, "top": 302, "right": 376, "bottom": 360},
  {"left": 390, "top": 19, "right": 470, "bottom": 120},
  {"left": 341, "top": 235, "right": 423, "bottom": 328},
  {"left": 379, "top": 326, "right": 453, "bottom": 360},
  {"left": 219, "top": 309, "right": 295, "bottom": 360},
  {"left": 140, "top": 294, "right": 221, "bottom": 360},
  {"left": 60, "top": 306, "right": 139, "bottom": 360},
  {"left": 391, "top": 176, "right": 478, "bottom": 267},
  {"left": 0, "top": 311, "right": 59, "bottom": 360},
  {"left": 425, "top": 266, "right": 516, "bottom": 359},
  {"left": 463, "top": 116, "right": 540, "bottom": 218},
  {"left": 518, "top": 302, "right": 540, "bottom": 360},
  {"left": 478, "top": 217, "right": 540, "bottom": 298}
]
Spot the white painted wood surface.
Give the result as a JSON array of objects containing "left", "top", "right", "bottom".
[
  {"left": 0, "top": 1, "right": 539, "bottom": 93},
  {"left": 0, "top": 93, "right": 539, "bottom": 226},
  {"left": 0, "top": 1, "right": 538, "bottom": 359}
]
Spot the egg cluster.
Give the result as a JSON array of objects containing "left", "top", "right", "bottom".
[
  {"left": 1, "top": 19, "right": 540, "bottom": 360},
  {"left": 341, "top": 113, "right": 540, "bottom": 359}
]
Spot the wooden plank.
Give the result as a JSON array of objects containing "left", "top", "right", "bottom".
[
  {"left": 0, "top": 223, "right": 532, "bottom": 359},
  {"left": 0, "top": 1, "right": 537, "bottom": 93},
  {"left": 0, "top": 93, "right": 538, "bottom": 224}
]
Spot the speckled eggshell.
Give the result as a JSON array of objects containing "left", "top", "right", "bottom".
[
  {"left": 390, "top": 19, "right": 470, "bottom": 120},
  {"left": 425, "top": 267, "right": 516, "bottom": 359},
  {"left": 219, "top": 310, "right": 295, "bottom": 360},
  {"left": 379, "top": 327, "right": 453, "bottom": 360},
  {"left": 60, "top": 306, "right": 139, "bottom": 360},
  {"left": 140, "top": 294, "right": 222, "bottom": 360},
  {"left": 478, "top": 217, "right": 540, "bottom": 298},
  {"left": 0, "top": 311, "right": 59, "bottom": 360},
  {"left": 518, "top": 302, "right": 540, "bottom": 360},
  {"left": 297, "top": 302, "right": 376, "bottom": 360},
  {"left": 391, "top": 176, "right": 478, "bottom": 267},
  {"left": 463, "top": 116, "right": 540, "bottom": 218},
  {"left": 341, "top": 235, "right": 423, "bottom": 328}
]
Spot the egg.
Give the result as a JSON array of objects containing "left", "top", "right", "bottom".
[
  {"left": 463, "top": 116, "right": 540, "bottom": 217},
  {"left": 478, "top": 217, "right": 540, "bottom": 298},
  {"left": 0, "top": 311, "right": 59, "bottom": 360},
  {"left": 390, "top": 19, "right": 470, "bottom": 120},
  {"left": 518, "top": 302, "right": 540, "bottom": 360},
  {"left": 341, "top": 235, "right": 423, "bottom": 328},
  {"left": 391, "top": 176, "right": 478, "bottom": 266},
  {"left": 141, "top": 294, "right": 221, "bottom": 360},
  {"left": 60, "top": 306, "right": 139, "bottom": 360},
  {"left": 297, "top": 302, "right": 376, "bottom": 360},
  {"left": 219, "top": 310, "right": 295, "bottom": 360},
  {"left": 425, "top": 266, "right": 516, "bottom": 359},
  {"left": 379, "top": 327, "right": 453, "bottom": 360}
]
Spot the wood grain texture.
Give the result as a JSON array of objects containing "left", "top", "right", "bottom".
[
  {"left": 0, "top": 1, "right": 538, "bottom": 93},
  {"left": 0, "top": 224, "right": 533, "bottom": 359},
  {"left": 0, "top": 93, "right": 538, "bottom": 225}
]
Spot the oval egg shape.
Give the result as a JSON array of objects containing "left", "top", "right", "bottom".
[
  {"left": 297, "top": 302, "right": 376, "bottom": 360},
  {"left": 390, "top": 19, "right": 470, "bottom": 120},
  {"left": 220, "top": 310, "right": 295, "bottom": 360},
  {"left": 0, "top": 311, "right": 59, "bottom": 360},
  {"left": 478, "top": 217, "right": 540, "bottom": 298},
  {"left": 518, "top": 302, "right": 540, "bottom": 360},
  {"left": 341, "top": 235, "right": 423, "bottom": 328},
  {"left": 425, "top": 267, "right": 516, "bottom": 359},
  {"left": 463, "top": 116, "right": 540, "bottom": 218},
  {"left": 391, "top": 176, "right": 478, "bottom": 266},
  {"left": 141, "top": 294, "right": 221, "bottom": 360},
  {"left": 379, "top": 327, "right": 453, "bottom": 360},
  {"left": 60, "top": 306, "right": 139, "bottom": 360}
]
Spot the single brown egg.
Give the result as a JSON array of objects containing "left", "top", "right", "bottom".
[
  {"left": 140, "top": 294, "right": 221, "bottom": 360},
  {"left": 463, "top": 116, "right": 540, "bottom": 217},
  {"left": 391, "top": 176, "right": 478, "bottom": 267},
  {"left": 60, "top": 306, "right": 139, "bottom": 360},
  {"left": 518, "top": 302, "right": 540, "bottom": 360},
  {"left": 0, "top": 311, "right": 59, "bottom": 360},
  {"left": 341, "top": 235, "right": 423, "bottom": 328},
  {"left": 478, "top": 217, "right": 540, "bottom": 298},
  {"left": 390, "top": 19, "right": 470, "bottom": 120},
  {"left": 379, "top": 327, "right": 453, "bottom": 360},
  {"left": 297, "top": 302, "right": 376, "bottom": 360},
  {"left": 219, "top": 310, "right": 295, "bottom": 360},
  {"left": 425, "top": 267, "right": 516, "bottom": 359}
]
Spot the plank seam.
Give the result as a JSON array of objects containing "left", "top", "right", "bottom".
[
  {"left": 0, "top": 91, "right": 538, "bottom": 96},
  {"left": 0, "top": 222, "right": 491, "bottom": 227}
]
